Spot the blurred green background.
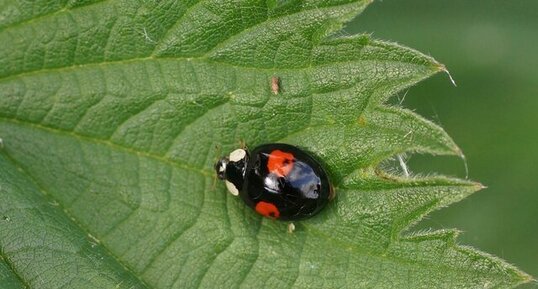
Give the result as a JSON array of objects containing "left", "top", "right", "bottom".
[{"left": 348, "top": 0, "right": 538, "bottom": 283}]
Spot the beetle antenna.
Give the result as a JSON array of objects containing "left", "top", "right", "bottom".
[
  {"left": 239, "top": 139, "right": 248, "bottom": 150},
  {"left": 211, "top": 144, "right": 222, "bottom": 191},
  {"left": 211, "top": 174, "right": 218, "bottom": 191}
]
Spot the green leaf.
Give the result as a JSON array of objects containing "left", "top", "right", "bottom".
[{"left": 0, "top": 0, "right": 532, "bottom": 288}]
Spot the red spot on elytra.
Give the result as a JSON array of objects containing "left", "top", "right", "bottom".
[
  {"left": 255, "top": 201, "right": 280, "bottom": 219},
  {"left": 267, "top": 150, "right": 294, "bottom": 177}
]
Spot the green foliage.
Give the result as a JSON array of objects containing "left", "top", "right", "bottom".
[{"left": 0, "top": 0, "right": 531, "bottom": 288}]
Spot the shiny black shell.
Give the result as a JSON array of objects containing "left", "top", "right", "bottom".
[{"left": 240, "top": 143, "right": 332, "bottom": 221}]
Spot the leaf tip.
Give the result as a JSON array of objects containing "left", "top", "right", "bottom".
[
  {"left": 504, "top": 259, "right": 534, "bottom": 287},
  {"left": 434, "top": 63, "right": 457, "bottom": 87},
  {"left": 474, "top": 182, "right": 487, "bottom": 191},
  {"left": 457, "top": 180, "right": 486, "bottom": 194},
  {"left": 518, "top": 272, "right": 535, "bottom": 285}
]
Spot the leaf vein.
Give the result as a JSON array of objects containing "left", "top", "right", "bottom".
[
  {"left": 0, "top": 0, "right": 109, "bottom": 32},
  {"left": 1, "top": 117, "right": 212, "bottom": 176},
  {"left": 0, "top": 251, "right": 31, "bottom": 289},
  {"left": 1, "top": 153, "right": 151, "bottom": 289},
  {"left": 236, "top": 221, "right": 262, "bottom": 289},
  {"left": 289, "top": 231, "right": 308, "bottom": 288},
  {"left": 203, "top": 2, "right": 361, "bottom": 59},
  {"left": 149, "top": 0, "right": 202, "bottom": 55},
  {"left": 140, "top": 182, "right": 207, "bottom": 275},
  {"left": 163, "top": 100, "right": 230, "bottom": 157}
]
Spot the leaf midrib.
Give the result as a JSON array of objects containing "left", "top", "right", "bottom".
[
  {"left": 0, "top": 117, "right": 212, "bottom": 177},
  {"left": 0, "top": 53, "right": 371, "bottom": 82}
]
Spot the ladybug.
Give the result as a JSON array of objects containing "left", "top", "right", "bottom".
[{"left": 215, "top": 143, "right": 334, "bottom": 221}]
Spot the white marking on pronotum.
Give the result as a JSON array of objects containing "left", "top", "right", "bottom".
[
  {"left": 225, "top": 180, "right": 239, "bottom": 196},
  {"left": 397, "top": 155, "right": 410, "bottom": 177},
  {"left": 229, "top": 148, "right": 246, "bottom": 162},
  {"left": 217, "top": 162, "right": 226, "bottom": 174}
]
